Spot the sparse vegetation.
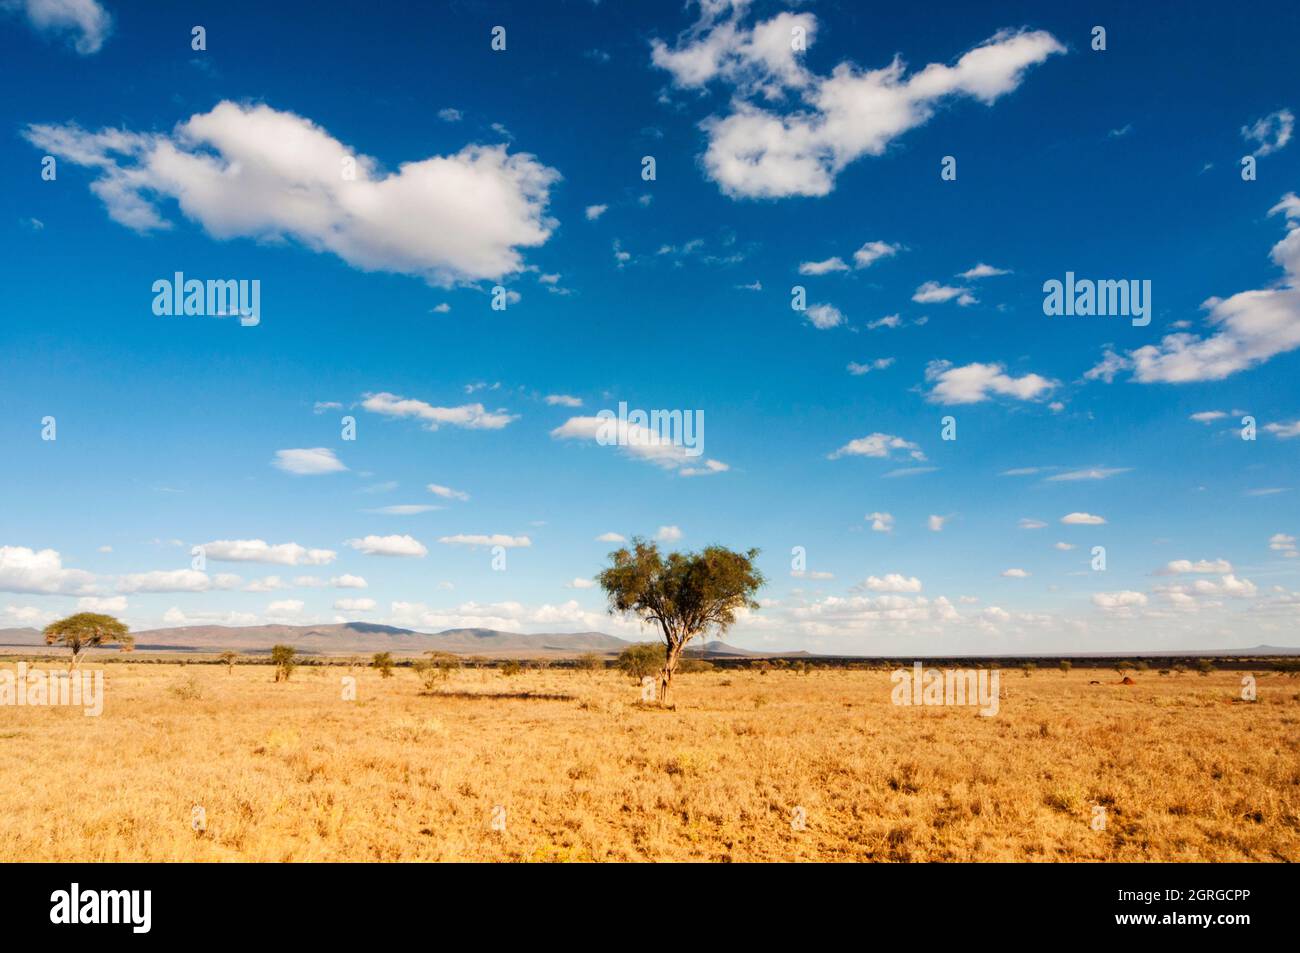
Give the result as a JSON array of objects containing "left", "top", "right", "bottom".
[
  {"left": 372, "top": 652, "right": 394, "bottom": 679},
  {"left": 219, "top": 651, "right": 238, "bottom": 674}
]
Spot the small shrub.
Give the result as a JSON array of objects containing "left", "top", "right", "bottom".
[{"left": 372, "top": 652, "right": 394, "bottom": 679}]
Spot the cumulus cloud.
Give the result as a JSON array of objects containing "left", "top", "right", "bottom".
[
  {"left": 924, "top": 361, "right": 1056, "bottom": 404},
  {"left": 805, "top": 303, "right": 845, "bottom": 329},
  {"left": 1189, "top": 410, "right": 1228, "bottom": 423},
  {"left": 651, "top": 4, "right": 1062, "bottom": 198},
  {"left": 544, "top": 394, "right": 583, "bottom": 407},
  {"left": 1264, "top": 419, "right": 1300, "bottom": 438},
  {"left": 331, "top": 574, "right": 368, "bottom": 588},
  {"left": 334, "top": 598, "right": 376, "bottom": 612},
  {"left": 346, "top": 535, "right": 428, "bottom": 557},
  {"left": 853, "top": 241, "right": 901, "bottom": 269},
  {"left": 1159, "top": 558, "right": 1234, "bottom": 575},
  {"left": 77, "top": 595, "right": 126, "bottom": 613},
  {"left": 655, "top": 525, "right": 683, "bottom": 542},
  {"left": 862, "top": 573, "right": 922, "bottom": 593},
  {"left": 23, "top": 102, "right": 559, "bottom": 285},
  {"left": 1092, "top": 590, "right": 1147, "bottom": 610},
  {"left": 958, "top": 263, "right": 1011, "bottom": 279},
  {"left": 798, "top": 257, "right": 849, "bottom": 275},
  {"left": 1085, "top": 194, "right": 1300, "bottom": 383},
  {"left": 551, "top": 415, "right": 727, "bottom": 475},
  {"left": 596, "top": 532, "right": 626, "bottom": 543},
  {"left": 273, "top": 448, "right": 347, "bottom": 475},
  {"left": 0, "top": 545, "right": 96, "bottom": 595},
  {"left": 362, "top": 392, "right": 517, "bottom": 430},
  {"left": 10, "top": 0, "right": 112, "bottom": 55},
  {"left": 1019, "top": 518, "right": 1047, "bottom": 529},
  {"left": 913, "top": 281, "right": 975, "bottom": 306},
  {"left": 116, "top": 570, "right": 240, "bottom": 593},
  {"left": 927, "top": 515, "right": 947, "bottom": 532},
  {"left": 1001, "top": 568, "right": 1030, "bottom": 578},
  {"left": 847, "top": 357, "right": 895, "bottom": 375},
  {"left": 828, "top": 432, "right": 924, "bottom": 461},
  {"left": 565, "top": 578, "right": 597, "bottom": 589},
  {"left": 1061, "top": 512, "right": 1106, "bottom": 525},
  {"left": 201, "top": 539, "right": 337, "bottom": 566}
]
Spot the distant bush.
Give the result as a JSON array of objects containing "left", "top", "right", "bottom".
[
  {"left": 500, "top": 659, "right": 522, "bottom": 677},
  {"left": 677, "top": 658, "right": 713, "bottom": 674},
  {"left": 1197, "top": 658, "right": 1215, "bottom": 676},
  {"left": 574, "top": 653, "right": 603, "bottom": 673},
  {"left": 1059, "top": 660, "right": 1071, "bottom": 673},
  {"left": 414, "top": 652, "right": 459, "bottom": 691},
  {"left": 170, "top": 676, "right": 202, "bottom": 700},
  {"left": 271, "top": 645, "right": 296, "bottom": 682},
  {"left": 372, "top": 652, "right": 394, "bottom": 679},
  {"left": 617, "top": 643, "right": 664, "bottom": 680}
]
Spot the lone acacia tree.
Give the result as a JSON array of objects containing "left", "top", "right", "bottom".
[
  {"left": 43, "top": 613, "right": 133, "bottom": 669},
  {"left": 598, "top": 538, "right": 763, "bottom": 704}
]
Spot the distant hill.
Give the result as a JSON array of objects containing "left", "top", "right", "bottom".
[{"left": 0, "top": 623, "right": 630, "bottom": 657}]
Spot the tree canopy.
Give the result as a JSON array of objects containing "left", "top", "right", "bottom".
[
  {"left": 43, "top": 613, "right": 132, "bottom": 667},
  {"left": 598, "top": 538, "right": 763, "bottom": 702}
]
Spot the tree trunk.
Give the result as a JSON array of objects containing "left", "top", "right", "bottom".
[{"left": 659, "top": 640, "right": 684, "bottom": 706}]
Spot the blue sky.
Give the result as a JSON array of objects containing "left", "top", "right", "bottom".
[{"left": 1, "top": 0, "right": 1298, "bottom": 654}]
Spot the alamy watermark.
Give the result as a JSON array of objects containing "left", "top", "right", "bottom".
[
  {"left": 0, "top": 663, "right": 103, "bottom": 716},
  {"left": 596, "top": 401, "right": 703, "bottom": 457},
  {"left": 1042, "top": 272, "right": 1150, "bottom": 327},
  {"left": 152, "top": 272, "right": 260, "bottom": 326},
  {"left": 890, "top": 662, "right": 1000, "bottom": 716}
]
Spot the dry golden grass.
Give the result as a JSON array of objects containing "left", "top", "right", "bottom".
[{"left": 1, "top": 662, "right": 1297, "bottom": 861}]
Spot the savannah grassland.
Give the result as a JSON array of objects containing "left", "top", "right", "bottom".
[{"left": 1, "top": 660, "right": 1297, "bottom": 862}]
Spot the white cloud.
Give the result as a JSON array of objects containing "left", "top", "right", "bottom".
[
  {"left": 116, "top": 570, "right": 240, "bottom": 593},
  {"left": 847, "top": 357, "right": 895, "bottom": 375},
  {"left": 346, "top": 535, "right": 429, "bottom": 557},
  {"left": 927, "top": 515, "right": 947, "bottom": 532},
  {"left": 655, "top": 525, "right": 683, "bottom": 542},
  {"left": 1044, "top": 467, "right": 1131, "bottom": 482},
  {"left": 438, "top": 534, "right": 531, "bottom": 548},
  {"left": 798, "top": 257, "right": 849, "bottom": 275},
  {"left": 1019, "top": 519, "right": 1047, "bottom": 529},
  {"left": 866, "top": 512, "right": 894, "bottom": 533},
  {"left": 565, "top": 578, "right": 597, "bottom": 589},
  {"left": 201, "top": 539, "right": 337, "bottom": 566},
  {"left": 1242, "top": 109, "right": 1294, "bottom": 157},
  {"left": 77, "top": 595, "right": 127, "bottom": 613},
  {"left": 1189, "top": 410, "right": 1228, "bottom": 423},
  {"left": 13, "top": 0, "right": 112, "bottom": 55},
  {"left": 596, "top": 532, "right": 626, "bottom": 543},
  {"left": 331, "top": 574, "right": 368, "bottom": 588},
  {"left": 913, "top": 281, "right": 974, "bottom": 305},
  {"left": 1092, "top": 591, "right": 1147, "bottom": 610},
  {"left": 867, "top": 314, "right": 902, "bottom": 330},
  {"left": 243, "top": 576, "right": 291, "bottom": 593},
  {"left": 805, "top": 303, "right": 845, "bottom": 329},
  {"left": 437, "top": 107, "right": 462, "bottom": 122},
  {"left": 853, "top": 241, "right": 900, "bottom": 269},
  {"left": 544, "top": 394, "right": 583, "bottom": 407},
  {"left": 334, "top": 597, "right": 376, "bottom": 612},
  {"left": 958, "top": 262, "right": 1011, "bottom": 279},
  {"left": 1061, "top": 512, "right": 1106, "bottom": 525},
  {"left": 273, "top": 448, "right": 347, "bottom": 475},
  {"left": 427, "top": 483, "right": 471, "bottom": 501},
  {"left": 267, "top": 599, "right": 305, "bottom": 617},
  {"left": 24, "top": 102, "right": 559, "bottom": 285},
  {"left": 1264, "top": 419, "right": 1300, "bottom": 438},
  {"left": 551, "top": 415, "right": 727, "bottom": 475},
  {"left": 828, "top": 432, "right": 924, "bottom": 461},
  {"left": 1160, "top": 559, "right": 1234, "bottom": 575},
  {"left": 652, "top": 5, "right": 1062, "bottom": 198},
  {"left": 1087, "top": 195, "right": 1300, "bottom": 383},
  {"left": 363, "top": 504, "right": 440, "bottom": 515},
  {"left": 0, "top": 545, "right": 96, "bottom": 595},
  {"left": 1053, "top": 542, "right": 1074, "bottom": 551},
  {"left": 1001, "top": 568, "right": 1030, "bottom": 578},
  {"left": 924, "top": 361, "right": 1056, "bottom": 404},
  {"left": 362, "top": 392, "right": 517, "bottom": 430},
  {"left": 863, "top": 573, "right": 922, "bottom": 593},
  {"left": 585, "top": 204, "right": 608, "bottom": 220}
]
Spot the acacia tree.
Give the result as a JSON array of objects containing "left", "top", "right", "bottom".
[
  {"left": 598, "top": 539, "right": 763, "bottom": 705},
  {"left": 218, "top": 651, "right": 239, "bottom": 674},
  {"left": 270, "top": 645, "right": 296, "bottom": 682},
  {"left": 43, "top": 613, "right": 132, "bottom": 670}
]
